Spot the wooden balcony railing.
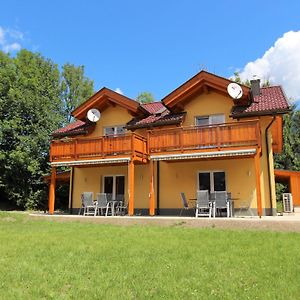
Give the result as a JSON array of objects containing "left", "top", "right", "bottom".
[
  {"left": 148, "top": 120, "right": 261, "bottom": 154},
  {"left": 50, "top": 133, "right": 148, "bottom": 163}
]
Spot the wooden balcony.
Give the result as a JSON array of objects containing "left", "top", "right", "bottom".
[
  {"left": 50, "top": 133, "right": 148, "bottom": 164},
  {"left": 148, "top": 120, "right": 261, "bottom": 155}
]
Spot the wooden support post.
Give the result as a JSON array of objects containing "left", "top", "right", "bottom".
[
  {"left": 254, "top": 152, "right": 262, "bottom": 218},
  {"left": 128, "top": 160, "right": 135, "bottom": 216},
  {"left": 48, "top": 167, "right": 56, "bottom": 215},
  {"left": 149, "top": 159, "right": 155, "bottom": 216}
]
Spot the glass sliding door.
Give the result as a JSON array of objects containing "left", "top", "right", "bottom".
[
  {"left": 115, "top": 176, "right": 125, "bottom": 199},
  {"left": 103, "top": 175, "right": 125, "bottom": 200},
  {"left": 198, "top": 171, "right": 226, "bottom": 192}
]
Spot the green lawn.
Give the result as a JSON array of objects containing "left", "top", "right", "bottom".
[{"left": 0, "top": 212, "right": 300, "bottom": 299}]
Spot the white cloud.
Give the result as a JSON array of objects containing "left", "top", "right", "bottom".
[
  {"left": 0, "top": 26, "right": 23, "bottom": 53},
  {"left": 0, "top": 27, "right": 5, "bottom": 44},
  {"left": 3, "top": 42, "right": 21, "bottom": 53},
  {"left": 239, "top": 30, "right": 300, "bottom": 102},
  {"left": 115, "top": 88, "right": 124, "bottom": 95}
]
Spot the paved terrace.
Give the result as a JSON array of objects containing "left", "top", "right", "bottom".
[{"left": 30, "top": 213, "right": 300, "bottom": 232}]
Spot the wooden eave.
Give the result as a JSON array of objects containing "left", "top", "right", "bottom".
[
  {"left": 274, "top": 169, "right": 300, "bottom": 179},
  {"left": 72, "top": 87, "right": 148, "bottom": 120},
  {"left": 162, "top": 70, "right": 250, "bottom": 110},
  {"left": 44, "top": 171, "right": 70, "bottom": 184}
]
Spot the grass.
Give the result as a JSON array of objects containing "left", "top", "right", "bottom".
[{"left": 0, "top": 212, "right": 300, "bottom": 299}]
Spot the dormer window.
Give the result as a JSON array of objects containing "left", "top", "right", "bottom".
[
  {"left": 104, "top": 125, "right": 126, "bottom": 136},
  {"left": 195, "top": 114, "right": 225, "bottom": 126}
]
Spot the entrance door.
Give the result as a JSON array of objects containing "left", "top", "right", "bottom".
[
  {"left": 103, "top": 175, "right": 125, "bottom": 200},
  {"left": 198, "top": 171, "right": 226, "bottom": 192}
]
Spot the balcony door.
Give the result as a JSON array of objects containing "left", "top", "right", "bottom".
[
  {"left": 103, "top": 175, "right": 125, "bottom": 200},
  {"left": 198, "top": 171, "right": 226, "bottom": 192}
]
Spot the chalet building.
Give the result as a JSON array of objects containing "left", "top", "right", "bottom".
[{"left": 48, "top": 71, "right": 290, "bottom": 216}]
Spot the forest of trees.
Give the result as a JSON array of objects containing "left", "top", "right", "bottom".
[
  {"left": 0, "top": 55, "right": 299, "bottom": 210},
  {"left": 0, "top": 49, "right": 94, "bottom": 209}
]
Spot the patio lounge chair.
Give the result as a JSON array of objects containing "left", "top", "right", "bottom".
[
  {"left": 82, "top": 192, "right": 95, "bottom": 216},
  {"left": 196, "top": 190, "right": 213, "bottom": 218},
  {"left": 95, "top": 193, "right": 109, "bottom": 216},
  {"left": 211, "top": 191, "right": 230, "bottom": 217},
  {"left": 180, "top": 192, "right": 194, "bottom": 216}
]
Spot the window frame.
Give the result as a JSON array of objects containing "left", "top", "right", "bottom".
[
  {"left": 195, "top": 114, "right": 225, "bottom": 126},
  {"left": 198, "top": 170, "right": 227, "bottom": 192},
  {"left": 102, "top": 175, "right": 125, "bottom": 200},
  {"left": 103, "top": 125, "right": 126, "bottom": 136}
]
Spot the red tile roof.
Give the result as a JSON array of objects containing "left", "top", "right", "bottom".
[
  {"left": 141, "top": 102, "right": 165, "bottom": 114},
  {"left": 52, "top": 120, "right": 94, "bottom": 137},
  {"left": 126, "top": 111, "right": 186, "bottom": 129},
  {"left": 231, "top": 86, "right": 290, "bottom": 117},
  {"left": 52, "top": 84, "right": 290, "bottom": 136}
]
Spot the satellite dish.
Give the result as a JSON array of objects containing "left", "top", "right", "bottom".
[
  {"left": 87, "top": 108, "right": 101, "bottom": 122},
  {"left": 227, "top": 83, "right": 243, "bottom": 99}
]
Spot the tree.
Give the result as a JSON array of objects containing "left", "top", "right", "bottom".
[
  {"left": 0, "top": 49, "right": 63, "bottom": 209},
  {"left": 60, "top": 63, "right": 94, "bottom": 123},
  {"left": 274, "top": 105, "right": 300, "bottom": 171},
  {"left": 136, "top": 92, "right": 155, "bottom": 104},
  {"left": 0, "top": 50, "right": 95, "bottom": 209}
]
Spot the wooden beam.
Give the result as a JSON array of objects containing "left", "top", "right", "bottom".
[
  {"left": 48, "top": 167, "right": 56, "bottom": 215},
  {"left": 149, "top": 159, "right": 155, "bottom": 216},
  {"left": 128, "top": 160, "right": 135, "bottom": 216},
  {"left": 203, "top": 84, "right": 209, "bottom": 94},
  {"left": 254, "top": 152, "right": 262, "bottom": 217}
]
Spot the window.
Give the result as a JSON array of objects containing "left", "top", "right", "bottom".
[
  {"left": 104, "top": 125, "right": 126, "bottom": 136},
  {"left": 103, "top": 175, "right": 125, "bottom": 200},
  {"left": 195, "top": 114, "right": 225, "bottom": 126},
  {"left": 198, "top": 171, "right": 226, "bottom": 192}
]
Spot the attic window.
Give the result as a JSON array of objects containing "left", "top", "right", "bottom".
[
  {"left": 104, "top": 125, "right": 126, "bottom": 136},
  {"left": 195, "top": 114, "right": 225, "bottom": 126}
]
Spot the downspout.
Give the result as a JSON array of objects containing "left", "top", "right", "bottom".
[
  {"left": 156, "top": 161, "right": 160, "bottom": 215},
  {"left": 265, "top": 116, "right": 276, "bottom": 215}
]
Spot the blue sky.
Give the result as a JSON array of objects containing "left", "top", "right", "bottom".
[{"left": 1, "top": 0, "right": 300, "bottom": 103}]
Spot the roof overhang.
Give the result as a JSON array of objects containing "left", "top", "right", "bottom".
[
  {"left": 51, "top": 157, "right": 131, "bottom": 167},
  {"left": 72, "top": 87, "right": 148, "bottom": 120},
  {"left": 231, "top": 108, "right": 291, "bottom": 119},
  {"left": 150, "top": 149, "right": 257, "bottom": 161},
  {"left": 162, "top": 70, "right": 250, "bottom": 111}
]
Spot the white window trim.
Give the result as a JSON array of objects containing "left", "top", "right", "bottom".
[
  {"left": 197, "top": 170, "right": 227, "bottom": 192},
  {"left": 102, "top": 175, "right": 125, "bottom": 200},
  {"left": 103, "top": 125, "right": 126, "bottom": 136},
  {"left": 195, "top": 114, "right": 225, "bottom": 126}
]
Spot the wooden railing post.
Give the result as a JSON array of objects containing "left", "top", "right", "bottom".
[
  {"left": 131, "top": 133, "right": 135, "bottom": 159},
  {"left": 100, "top": 137, "right": 104, "bottom": 157},
  {"left": 256, "top": 120, "right": 261, "bottom": 148},
  {"left": 74, "top": 140, "right": 78, "bottom": 160},
  {"left": 49, "top": 143, "right": 53, "bottom": 162},
  {"left": 179, "top": 129, "right": 183, "bottom": 152},
  {"left": 216, "top": 125, "right": 221, "bottom": 150},
  {"left": 147, "top": 131, "right": 150, "bottom": 155}
]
